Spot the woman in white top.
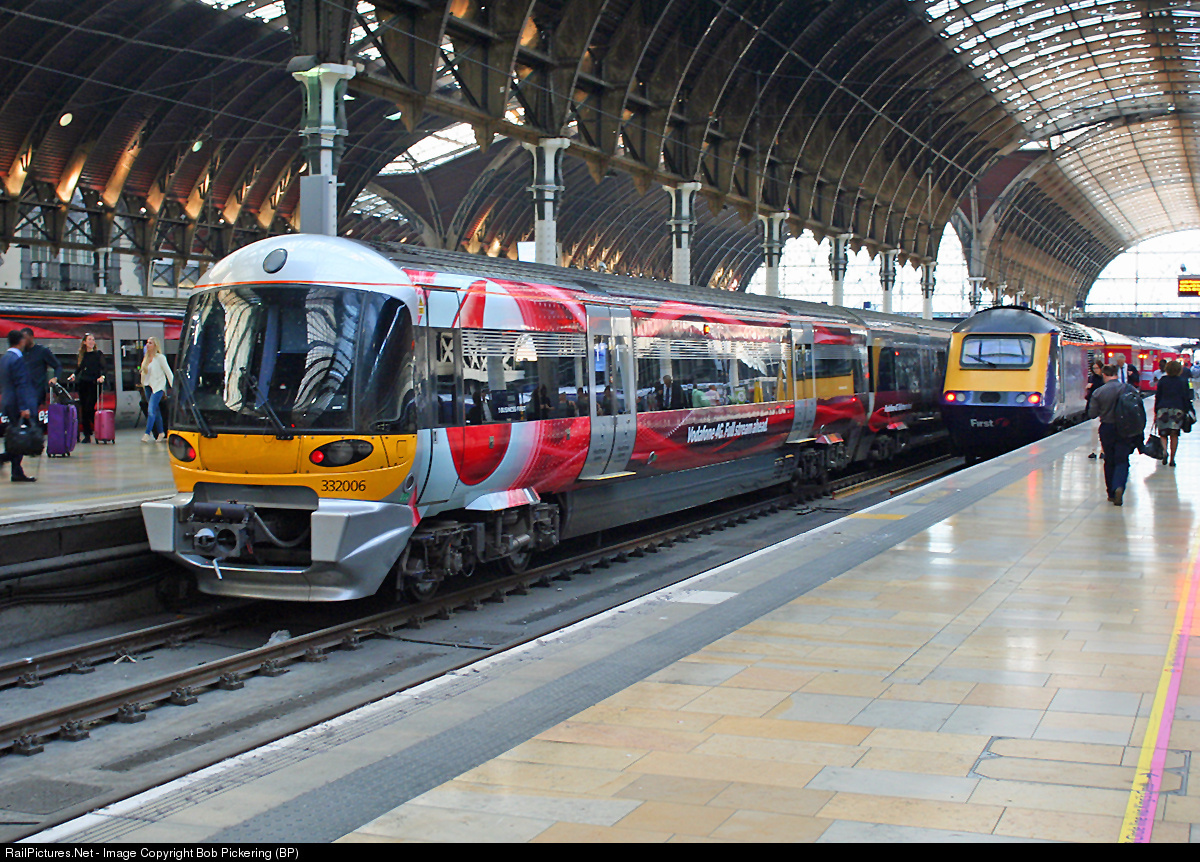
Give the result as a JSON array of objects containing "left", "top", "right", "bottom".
[{"left": 140, "top": 336, "right": 174, "bottom": 443}]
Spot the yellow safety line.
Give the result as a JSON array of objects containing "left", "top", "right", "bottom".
[{"left": 1119, "top": 534, "right": 1200, "bottom": 843}]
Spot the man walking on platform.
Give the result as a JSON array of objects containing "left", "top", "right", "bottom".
[
  {"left": 1, "top": 329, "right": 38, "bottom": 482},
  {"left": 1088, "top": 364, "right": 1143, "bottom": 507},
  {"left": 20, "top": 327, "right": 61, "bottom": 413}
]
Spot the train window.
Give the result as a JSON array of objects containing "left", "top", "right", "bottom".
[
  {"left": 895, "top": 348, "right": 922, "bottom": 392},
  {"left": 430, "top": 329, "right": 458, "bottom": 427},
  {"left": 461, "top": 330, "right": 587, "bottom": 423},
  {"left": 960, "top": 335, "right": 1035, "bottom": 368},
  {"left": 876, "top": 348, "right": 896, "bottom": 392},
  {"left": 632, "top": 321, "right": 788, "bottom": 409},
  {"left": 357, "top": 297, "right": 415, "bottom": 433}
]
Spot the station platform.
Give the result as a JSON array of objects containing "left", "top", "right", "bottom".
[
  {"left": 0, "top": 428, "right": 173, "bottom": 527},
  {"left": 30, "top": 422, "right": 1200, "bottom": 843}
]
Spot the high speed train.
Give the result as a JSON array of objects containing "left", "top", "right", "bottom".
[
  {"left": 142, "top": 234, "right": 954, "bottom": 602},
  {"left": 941, "top": 306, "right": 1154, "bottom": 459}
]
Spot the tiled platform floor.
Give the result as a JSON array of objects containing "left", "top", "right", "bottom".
[
  {"left": 0, "top": 428, "right": 173, "bottom": 525},
  {"left": 340, "top": 426, "right": 1200, "bottom": 843}
]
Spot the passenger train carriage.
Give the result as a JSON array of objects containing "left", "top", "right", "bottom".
[{"left": 143, "top": 235, "right": 954, "bottom": 602}]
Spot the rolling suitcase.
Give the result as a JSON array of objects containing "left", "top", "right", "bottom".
[
  {"left": 46, "top": 388, "right": 78, "bottom": 458},
  {"left": 94, "top": 382, "right": 116, "bottom": 444}
]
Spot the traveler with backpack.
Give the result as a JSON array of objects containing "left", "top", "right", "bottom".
[{"left": 1088, "top": 364, "right": 1145, "bottom": 507}]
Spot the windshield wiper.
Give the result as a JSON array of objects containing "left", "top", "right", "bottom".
[
  {"left": 177, "top": 376, "right": 216, "bottom": 438},
  {"left": 241, "top": 370, "right": 294, "bottom": 440}
]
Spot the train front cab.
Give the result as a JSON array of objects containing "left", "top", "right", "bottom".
[
  {"left": 142, "top": 240, "right": 423, "bottom": 602},
  {"left": 941, "top": 316, "right": 1057, "bottom": 457}
]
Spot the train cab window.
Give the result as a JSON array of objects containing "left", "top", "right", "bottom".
[{"left": 960, "top": 335, "right": 1035, "bottom": 369}]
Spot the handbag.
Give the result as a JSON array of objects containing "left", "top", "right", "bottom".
[
  {"left": 5, "top": 416, "right": 45, "bottom": 457},
  {"left": 1184, "top": 408, "right": 1195, "bottom": 434},
  {"left": 1140, "top": 435, "right": 1166, "bottom": 461}
]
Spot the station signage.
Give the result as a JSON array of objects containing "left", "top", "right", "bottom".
[{"left": 1180, "top": 277, "right": 1200, "bottom": 297}]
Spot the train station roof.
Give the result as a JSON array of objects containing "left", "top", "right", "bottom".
[{"left": 1, "top": 1, "right": 1198, "bottom": 305}]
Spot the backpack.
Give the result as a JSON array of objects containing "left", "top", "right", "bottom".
[{"left": 1112, "top": 384, "right": 1146, "bottom": 441}]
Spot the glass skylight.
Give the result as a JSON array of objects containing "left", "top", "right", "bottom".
[{"left": 379, "top": 123, "right": 482, "bottom": 175}]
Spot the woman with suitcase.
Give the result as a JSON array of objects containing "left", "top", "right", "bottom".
[
  {"left": 140, "top": 336, "right": 173, "bottom": 443},
  {"left": 67, "top": 333, "right": 105, "bottom": 443}
]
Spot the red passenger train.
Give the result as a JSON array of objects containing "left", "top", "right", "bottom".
[{"left": 143, "top": 236, "right": 956, "bottom": 602}]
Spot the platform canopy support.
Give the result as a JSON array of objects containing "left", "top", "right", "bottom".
[
  {"left": 668, "top": 182, "right": 702, "bottom": 285},
  {"left": 921, "top": 262, "right": 936, "bottom": 320},
  {"left": 829, "top": 234, "right": 851, "bottom": 306},
  {"left": 879, "top": 249, "right": 898, "bottom": 314},
  {"left": 291, "top": 62, "right": 356, "bottom": 236},
  {"left": 759, "top": 212, "right": 788, "bottom": 297},
  {"left": 522, "top": 137, "right": 570, "bottom": 266}
]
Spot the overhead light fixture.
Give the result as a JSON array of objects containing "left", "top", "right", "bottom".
[
  {"left": 58, "top": 112, "right": 73, "bottom": 127},
  {"left": 192, "top": 140, "right": 203, "bottom": 152},
  {"left": 385, "top": 111, "right": 403, "bottom": 121}
]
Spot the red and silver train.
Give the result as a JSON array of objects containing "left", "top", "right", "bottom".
[
  {"left": 0, "top": 290, "right": 183, "bottom": 423},
  {"left": 142, "top": 235, "right": 955, "bottom": 602}
]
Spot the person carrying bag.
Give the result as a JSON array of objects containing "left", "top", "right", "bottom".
[
  {"left": 1, "top": 329, "right": 40, "bottom": 482},
  {"left": 68, "top": 333, "right": 106, "bottom": 444}
]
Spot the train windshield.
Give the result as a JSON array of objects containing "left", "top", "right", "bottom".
[
  {"left": 960, "top": 335, "right": 1035, "bottom": 369},
  {"left": 173, "top": 285, "right": 415, "bottom": 434}
]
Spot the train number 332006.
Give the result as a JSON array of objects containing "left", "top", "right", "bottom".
[{"left": 321, "top": 479, "right": 367, "bottom": 493}]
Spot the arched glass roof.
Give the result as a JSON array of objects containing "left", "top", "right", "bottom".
[{"left": 919, "top": 1, "right": 1199, "bottom": 139}]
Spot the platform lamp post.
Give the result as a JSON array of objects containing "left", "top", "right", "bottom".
[
  {"left": 920, "top": 261, "right": 936, "bottom": 320},
  {"left": 879, "top": 249, "right": 898, "bottom": 314},
  {"left": 829, "top": 233, "right": 852, "bottom": 306},
  {"left": 522, "top": 137, "right": 570, "bottom": 266},
  {"left": 759, "top": 212, "right": 787, "bottom": 297},
  {"left": 967, "top": 276, "right": 986, "bottom": 313},
  {"left": 291, "top": 62, "right": 356, "bottom": 236},
  {"left": 667, "top": 182, "right": 703, "bottom": 285}
]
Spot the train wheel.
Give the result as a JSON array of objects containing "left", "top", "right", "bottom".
[
  {"left": 403, "top": 576, "right": 440, "bottom": 603},
  {"left": 499, "top": 546, "right": 532, "bottom": 575}
]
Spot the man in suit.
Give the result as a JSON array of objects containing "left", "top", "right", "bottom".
[
  {"left": 662, "top": 374, "right": 686, "bottom": 410},
  {"left": 1, "top": 329, "right": 38, "bottom": 482},
  {"left": 1113, "top": 353, "right": 1139, "bottom": 387}
]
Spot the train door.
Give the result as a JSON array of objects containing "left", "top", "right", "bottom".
[
  {"left": 417, "top": 289, "right": 463, "bottom": 506},
  {"left": 579, "top": 305, "right": 636, "bottom": 479},
  {"left": 788, "top": 322, "right": 817, "bottom": 441},
  {"left": 112, "top": 319, "right": 165, "bottom": 425}
]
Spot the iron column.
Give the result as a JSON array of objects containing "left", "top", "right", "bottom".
[
  {"left": 522, "top": 137, "right": 570, "bottom": 266},
  {"left": 292, "top": 62, "right": 356, "bottom": 236},
  {"left": 669, "top": 182, "right": 702, "bottom": 285}
]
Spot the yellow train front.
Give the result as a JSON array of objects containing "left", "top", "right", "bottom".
[{"left": 941, "top": 307, "right": 1099, "bottom": 459}]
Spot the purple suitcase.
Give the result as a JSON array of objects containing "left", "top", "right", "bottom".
[{"left": 47, "top": 402, "right": 78, "bottom": 457}]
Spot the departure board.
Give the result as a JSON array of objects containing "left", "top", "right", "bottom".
[{"left": 1179, "top": 277, "right": 1200, "bottom": 297}]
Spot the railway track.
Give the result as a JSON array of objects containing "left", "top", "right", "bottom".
[{"left": 0, "top": 451, "right": 956, "bottom": 759}]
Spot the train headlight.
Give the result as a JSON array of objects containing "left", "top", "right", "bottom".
[
  {"left": 310, "top": 439, "right": 374, "bottom": 467},
  {"left": 944, "top": 391, "right": 966, "bottom": 403},
  {"left": 168, "top": 434, "right": 196, "bottom": 462},
  {"left": 1027, "top": 392, "right": 1042, "bottom": 405}
]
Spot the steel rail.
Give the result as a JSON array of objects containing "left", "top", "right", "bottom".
[
  {"left": 0, "top": 607, "right": 252, "bottom": 691},
  {"left": 0, "top": 453, "right": 955, "bottom": 756}
]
